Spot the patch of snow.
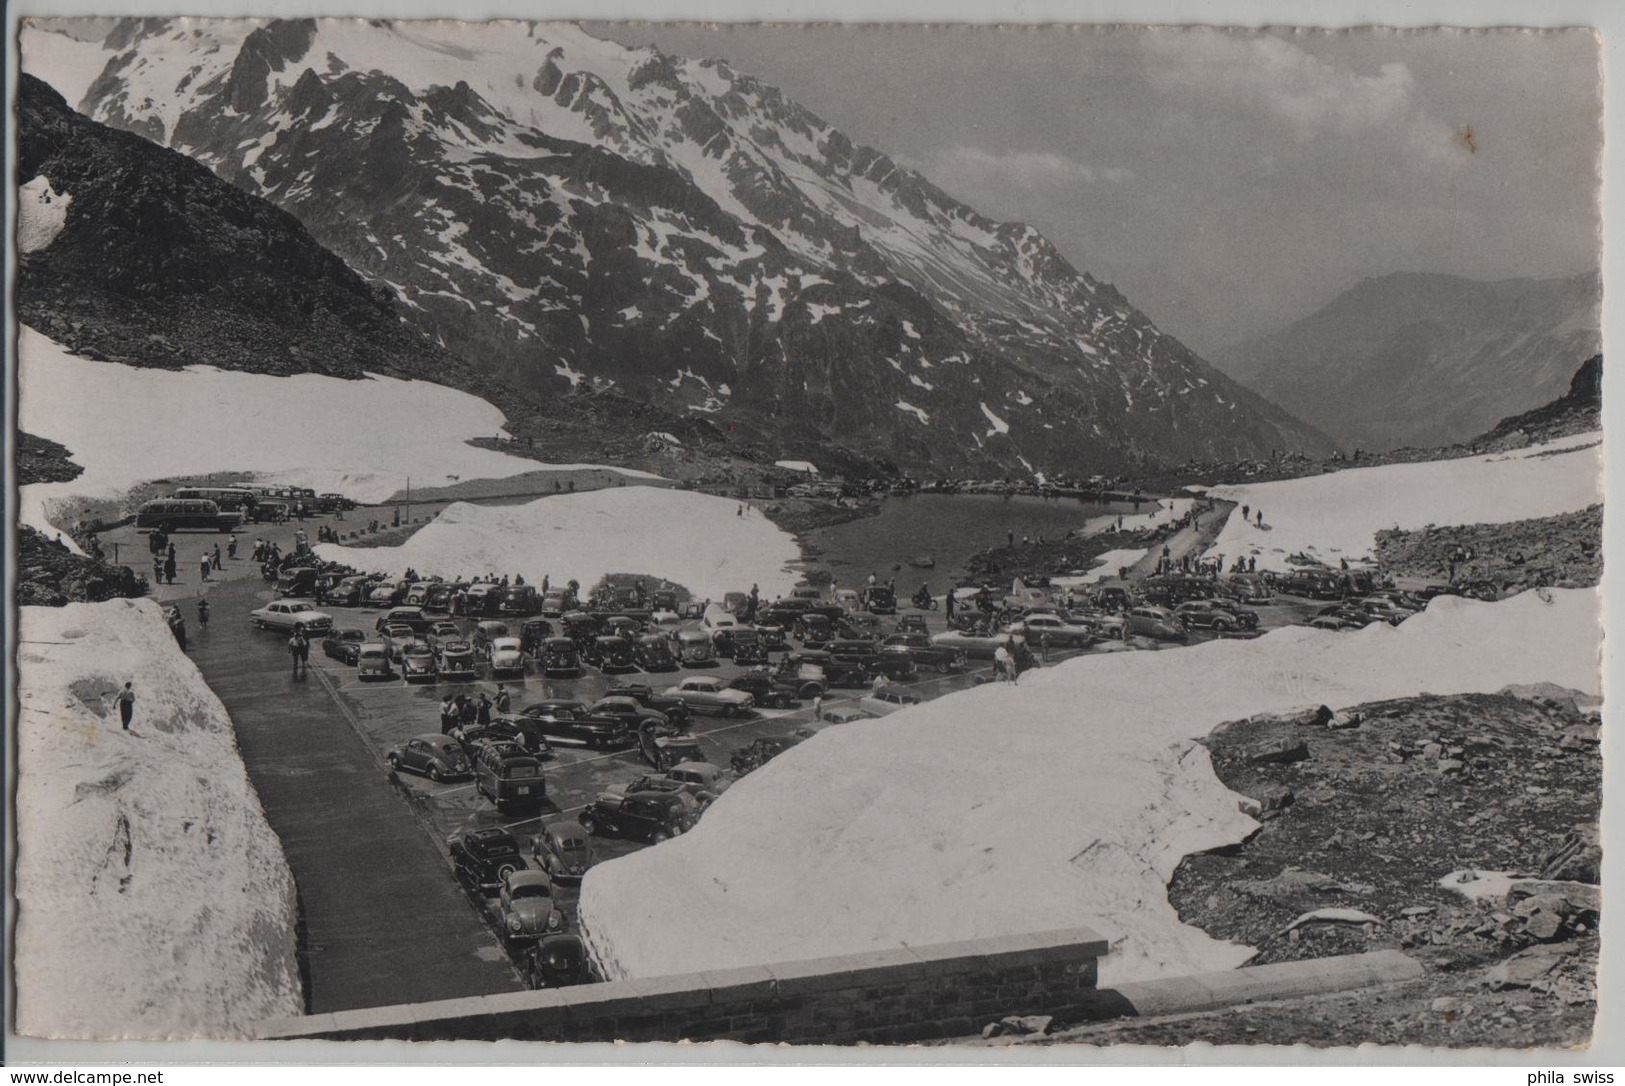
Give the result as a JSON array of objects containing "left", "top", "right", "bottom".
[
  {"left": 1204, "top": 433, "right": 1604, "bottom": 571},
  {"left": 16, "top": 327, "right": 657, "bottom": 542},
  {"left": 1050, "top": 548, "right": 1150, "bottom": 586},
  {"left": 895, "top": 400, "right": 930, "bottom": 425},
  {"left": 579, "top": 587, "right": 1601, "bottom": 983},
  {"left": 18, "top": 175, "right": 71, "bottom": 253},
  {"left": 980, "top": 401, "right": 1010, "bottom": 436},
  {"left": 1083, "top": 498, "right": 1194, "bottom": 538},
  {"left": 316, "top": 488, "right": 799, "bottom": 602},
  {"left": 908, "top": 373, "right": 934, "bottom": 391},
  {"left": 16, "top": 599, "right": 302, "bottom": 1037},
  {"left": 648, "top": 431, "right": 681, "bottom": 446},
  {"left": 19, "top": 23, "right": 115, "bottom": 108},
  {"left": 900, "top": 319, "right": 921, "bottom": 340},
  {"left": 618, "top": 306, "right": 643, "bottom": 321},
  {"left": 1011, "top": 389, "right": 1034, "bottom": 406},
  {"left": 774, "top": 460, "right": 819, "bottom": 475}
]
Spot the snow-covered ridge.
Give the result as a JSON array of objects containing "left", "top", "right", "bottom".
[
  {"left": 15, "top": 599, "right": 303, "bottom": 1037},
  {"left": 1203, "top": 431, "right": 1603, "bottom": 571},
  {"left": 316, "top": 487, "right": 801, "bottom": 602},
  {"left": 17, "top": 326, "right": 658, "bottom": 542},
  {"left": 579, "top": 586, "right": 1600, "bottom": 984}
]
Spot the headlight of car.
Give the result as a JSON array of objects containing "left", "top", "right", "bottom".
[
  {"left": 548, "top": 911, "right": 562, "bottom": 930},
  {"left": 508, "top": 917, "right": 523, "bottom": 932}
]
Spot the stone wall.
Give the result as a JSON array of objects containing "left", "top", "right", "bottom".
[{"left": 259, "top": 925, "right": 1107, "bottom": 1044}]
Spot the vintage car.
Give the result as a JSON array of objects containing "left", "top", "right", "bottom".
[
  {"left": 1123, "top": 605, "right": 1188, "bottom": 642},
  {"left": 793, "top": 613, "right": 834, "bottom": 647},
  {"left": 523, "top": 934, "right": 591, "bottom": 990},
  {"left": 1280, "top": 569, "right": 1345, "bottom": 601},
  {"left": 325, "top": 576, "right": 371, "bottom": 607},
  {"left": 474, "top": 740, "right": 546, "bottom": 812},
  {"left": 894, "top": 614, "right": 930, "bottom": 636},
  {"left": 499, "top": 585, "right": 542, "bottom": 617},
  {"left": 588, "top": 695, "right": 671, "bottom": 731},
  {"left": 560, "top": 611, "right": 601, "bottom": 641},
  {"left": 1355, "top": 596, "right": 1418, "bottom": 626},
  {"left": 578, "top": 790, "right": 697, "bottom": 843},
  {"left": 1090, "top": 586, "right": 1134, "bottom": 613},
  {"left": 386, "top": 733, "right": 470, "bottom": 781},
  {"left": 639, "top": 728, "right": 706, "bottom": 772},
  {"left": 617, "top": 763, "right": 731, "bottom": 807},
  {"left": 583, "top": 634, "right": 636, "bottom": 672},
  {"left": 604, "top": 683, "right": 692, "bottom": 726},
  {"left": 321, "top": 628, "right": 367, "bottom": 665},
  {"left": 730, "top": 627, "right": 768, "bottom": 666},
  {"left": 435, "top": 638, "right": 479, "bottom": 681},
  {"left": 378, "top": 623, "right": 425, "bottom": 661},
  {"left": 662, "top": 677, "right": 754, "bottom": 717},
  {"left": 518, "top": 618, "right": 556, "bottom": 657},
  {"left": 651, "top": 589, "right": 679, "bottom": 612},
  {"left": 471, "top": 620, "right": 512, "bottom": 656},
  {"left": 463, "top": 582, "right": 507, "bottom": 617},
  {"left": 398, "top": 643, "right": 439, "bottom": 683},
  {"left": 356, "top": 643, "right": 393, "bottom": 680},
  {"left": 827, "top": 638, "right": 887, "bottom": 677},
  {"left": 880, "top": 632, "right": 966, "bottom": 674},
  {"left": 278, "top": 567, "right": 319, "bottom": 599},
  {"left": 514, "top": 702, "right": 633, "bottom": 750},
  {"left": 1308, "top": 609, "right": 1365, "bottom": 631},
  {"left": 730, "top": 733, "right": 808, "bottom": 777},
  {"left": 854, "top": 690, "right": 923, "bottom": 717},
  {"left": 701, "top": 609, "right": 741, "bottom": 655},
  {"left": 1223, "top": 574, "right": 1276, "bottom": 605},
  {"left": 728, "top": 670, "right": 811, "bottom": 709},
  {"left": 529, "top": 822, "right": 594, "bottom": 885},
  {"left": 860, "top": 584, "right": 897, "bottom": 614},
  {"left": 541, "top": 636, "right": 582, "bottom": 678},
  {"left": 453, "top": 719, "right": 554, "bottom": 761},
  {"left": 448, "top": 827, "right": 527, "bottom": 892},
  {"left": 632, "top": 633, "right": 679, "bottom": 672},
  {"left": 250, "top": 599, "right": 334, "bottom": 635},
  {"left": 363, "top": 581, "right": 406, "bottom": 609},
  {"left": 1003, "top": 613, "right": 1096, "bottom": 649},
  {"left": 540, "top": 588, "right": 576, "bottom": 617},
  {"left": 777, "top": 650, "right": 865, "bottom": 688},
  {"left": 404, "top": 582, "right": 436, "bottom": 608},
  {"left": 1174, "top": 599, "right": 1260, "bottom": 633},
  {"left": 493, "top": 870, "right": 564, "bottom": 944},
  {"left": 754, "top": 621, "right": 790, "bottom": 651},
  {"left": 487, "top": 636, "right": 527, "bottom": 678},
  {"left": 929, "top": 629, "right": 1019, "bottom": 660},
  {"left": 673, "top": 628, "right": 715, "bottom": 665},
  {"left": 426, "top": 619, "right": 462, "bottom": 647},
  {"left": 832, "top": 588, "right": 862, "bottom": 612}
]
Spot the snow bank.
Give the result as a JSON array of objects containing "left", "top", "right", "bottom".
[
  {"left": 1051, "top": 548, "right": 1148, "bottom": 587},
  {"left": 579, "top": 587, "right": 1600, "bottom": 984},
  {"left": 775, "top": 460, "right": 819, "bottom": 475},
  {"left": 1203, "top": 433, "right": 1603, "bottom": 572},
  {"left": 18, "top": 175, "right": 71, "bottom": 253},
  {"left": 316, "top": 487, "right": 801, "bottom": 602},
  {"left": 15, "top": 599, "right": 302, "bottom": 1037},
  {"left": 17, "top": 326, "right": 658, "bottom": 541},
  {"left": 1083, "top": 497, "right": 1193, "bottom": 538}
]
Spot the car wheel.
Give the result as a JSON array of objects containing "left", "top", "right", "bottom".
[
  {"left": 427, "top": 764, "right": 442, "bottom": 782},
  {"left": 936, "top": 660, "right": 954, "bottom": 674},
  {"left": 496, "top": 863, "right": 517, "bottom": 882},
  {"left": 1213, "top": 620, "right": 1232, "bottom": 632},
  {"left": 650, "top": 830, "right": 670, "bottom": 844},
  {"left": 579, "top": 814, "right": 599, "bottom": 835},
  {"left": 386, "top": 753, "right": 399, "bottom": 770}
]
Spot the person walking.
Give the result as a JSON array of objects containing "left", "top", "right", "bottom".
[
  {"left": 440, "top": 695, "right": 457, "bottom": 734},
  {"left": 1256, "top": 509, "right": 1264, "bottom": 527},
  {"left": 199, "top": 553, "right": 212, "bottom": 582},
  {"left": 494, "top": 684, "right": 511, "bottom": 715},
  {"left": 114, "top": 682, "right": 135, "bottom": 731},
  {"left": 288, "top": 632, "right": 304, "bottom": 674},
  {"left": 477, "top": 693, "right": 492, "bottom": 727},
  {"left": 164, "top": 551, "right": 177, "bottom": 586},
  {"left": 812, "top": 694, "right": 824, "bottom": 721},
  {"left": 228, "top": 534, "right": 238, "bottom": 560},
  {"left": 197, "top": 599, "right": 210, "bottom": 631},
  {"left": 945, "top": 589, "right": 956, "bottom": 622},
  {"left": 212, "top": 543, "right": 223, "bottom": 571},
  {"left": 153, "top": 554, "right": 165, "bottom": 585},
  {"left": 993, "top": 643, "right": 1011, "bottom": 683}
]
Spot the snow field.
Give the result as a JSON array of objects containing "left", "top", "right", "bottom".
[
  {"left": 1203, "top": 433, "right": 1603, "bottom": 572},
  {"left": 1050, "top": 548, "right": 1150, "bottom": 587},
  {"left": 17, "top": 326, "right": 659, "bottom": 544},
  {"left": 1083, "top": 497, "right": 1194, "bottom": 538},
  {"left": 316, "top": 487, "right": 802, "bottom": 603},
  {"left": 15, "top": 599, "right": 303, "bottom": 1038},
  {"left": 18, "top": 175, "right": 71, "bottom": 253},
  {"left": 578, "top": 587, "right": 1600, "bottom": 984}
]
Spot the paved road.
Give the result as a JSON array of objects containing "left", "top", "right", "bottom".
[{"left": 185, "top": 576, "right": 522, "bottom": 1013}]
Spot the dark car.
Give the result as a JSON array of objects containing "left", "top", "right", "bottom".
[
  {"left": 447, "top": 827, "right": 527, "bottom": 892},
  {"left": 541, "top": 637, "right": 582, "bottom": 678},
  {"left": 1223, "top": 574, "right": 1275, "bottom": 605},
  {"left": 386, "top": 733, "right": 471, "bottom": 781},
  {"left": 880, "top": 632, "right": 966, "bottom": 674},
  {"left": 474, "top": 741, "right": 546, "bottom": 812},
  {"left": 321, "top": 628, "right": 367, "bottom": 665},
  {"left": 604, "top": 683, "right": 692, "bottom": 727},
  {"left": 279, "top": 567, "right": 319, "bottom": 599},
  {"left": 1281, "top": 569, "right": 1345, "bottom": 601},
  {"left": 730, "top": 733, "right": 808, "bottom": 776},
  {"left": 1091, "top": 586, "right": 1134, "bottom": 613},
  {"left": 861, "top": 584, "right": 897, "bottom": 614},
  {"left": 632, "top": 633, "right": 679, "bottom": 672},
  {"left": 326, "top": 577, "right": 370, "bottom": 607},
  {"left": 523, "top": 933, "right": 592, "bottom": 990},
  {"left": 530, "top": 822, "right": 594, "bottom": 885},
  {"left": 730, "top": 627, "right": 768, "bottom": 666},
  {"left": 584, "top": 634, "right": 636, "bottom": 672},
  {"left": 1123, "top": 605, "right": 1188, "bottom": 642},
  {"left": 780, "top": 649, "right": 867, "bottom": 688},
  {"left": 640, "top": 728, "right": 705, "bottom": 772},
  {"left": 519, "top": 618, "right": 556, "bottom": 657},
  {"left": 828, "top": 638, "right": 886, "bottom": 676},
  {"left": 755, "top": 622, "right": 789, "bottom": 651},
  {"left": 1173, "top": 599, "right": 1260, "bottom": 633},
  {"left": 515, "top": 702, "right": 633, "bottom": 750},
  {"left": 399, "top": 643, "right": 439, "bottom": 683},
  {"left": 793, "top": 613, "right": 834, "bottom": 646},
  {"left": 588, "top": 695, "right": 671, "bottom": 731},
  {"left": 729, "top": 670, "right": 808, "bottom": 710},
  {"left": 453, "top": 719, "right": 555, "bottom": 761},
  {"left": 499, "top": 585, "right": 542, "bottom": 617},
  {"left": 579, "top": 790, "right": 697, "bottom": 843}
]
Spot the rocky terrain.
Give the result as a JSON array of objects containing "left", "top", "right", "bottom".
[
  {"left": 1143, "top": 690, "right": 1600, "bottom": 1047},
  {"left": 36, "top": 17, "right": 1334, "bottom": 477},
  {"left": 16, "top": 525, "right": 149, "bottom": 606},
  {"left": 1376, "top": 506, "right": 1602, "bottom": 597},
  {"left": 1216, "top": 271, "right": 1600, "bottom": 451},
  {"left": 17, "top": 430, "right": 83, "bottom": 485}
]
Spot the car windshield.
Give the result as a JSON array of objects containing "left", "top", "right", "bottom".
[
  {"left": 506, "top": 764, "right": 540, "bottom": 779},
  {"left": 509, "top": 881, "right": 551, "bottom": 900}
]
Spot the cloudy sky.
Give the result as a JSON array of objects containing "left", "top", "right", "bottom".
[{"left": 591, "top": 23, "right": 1601, "bottom": 354}]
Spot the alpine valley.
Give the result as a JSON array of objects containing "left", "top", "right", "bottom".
[{"left": 27, "top": 18, "right": 1335, "bottom": 476}]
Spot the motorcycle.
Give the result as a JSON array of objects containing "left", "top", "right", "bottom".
[{"left": 911, "top": 587, "right": 939, "bottom": 611}]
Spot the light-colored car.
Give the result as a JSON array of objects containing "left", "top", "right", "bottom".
[
  {"left": 931, "top": 629, "right": 1021, "bottom": 659},
  {"left": 1123, "top": 605, "right": 1187, "bottom": 642},
  {"left": 1003, "top": 613, "right": 1096, "bottom": 648},
  {"left": 356, "top": 643, "right": 393, "bottom": 679},
  {"left": 855, "top": 690, "right": 923, "bottom": 717},
  {"left": 488, "top": 636, "right": 526, "bottom": 678},
  {"left": 250, "top": 599, "right": 334, "bottom": 635},
  {"left": 662, "top": 676, "right": 754, "bottom": 717}
]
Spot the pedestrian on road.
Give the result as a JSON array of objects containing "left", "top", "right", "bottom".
[
  {"left": 1256, "top": 509, "right": 1264, "bottom": 527},
  {"left": 228, "top": 534, "right": 238, "bottom": 560},
  {"left": 288, "top": 632, "right": 304, "bottom": 674},
  {"left": 945, "top": 590, "right": 955, "bottom": 622},
  {"left": 812, "top": 694, "right": 824, "bottom": 721},
  {"left": 440, "top": 695, "right": 457, "bottom": 734},
  {"left": 477, "top": 693, "right": 492, "bottom": 726},
  {"left": 153, "top": 555, "right": 164, "bottom": 584},
  {"left": 114, "top": 682, "right": 135, "bottom": 731},
  {"left": 164, "top": 553, "right": 177, "bottom": 585},
  {"left": 494, "top": 685, "right": 511, "bottom": 715},
  {"left": 212, "top": 544, "right": 223, "bottom": 571},
  {"left": 197, "top": 599, "right": 210, "bottom": 631},
  {"left": 199, "top": 553, "right": 211, "bottom": 582},
  {"left": 1242, "top": 504, "right": 1250, "bottom": 521}
]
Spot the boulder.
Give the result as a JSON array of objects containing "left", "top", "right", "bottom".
[{"left": 1251, "top": 738, "right": 1309, "bottom": 765}]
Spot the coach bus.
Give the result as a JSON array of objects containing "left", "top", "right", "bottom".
[
  {"left": 172, "top": 486, "right": 258, "bottom": 512},
  {"left": 135, "top": 498, "right": 242, "bottom": 533}
]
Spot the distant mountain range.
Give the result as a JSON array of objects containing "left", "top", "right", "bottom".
[
  {"left": 1214, "top": 271, "right": 1601, "bottom": 451},
  {"left": 25, "top": 17, "right": 1335, "bottom": 476}
]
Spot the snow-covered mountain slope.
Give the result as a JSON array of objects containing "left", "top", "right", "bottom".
[
  {"left": 17, "top": 325, "right": 654, "bottom": 541},
  {"left": 27, "top": 17, "right": 1334, "bottom": 476},
  {"left": 579, "top": 585, "right": 1600, "bottom": 984},
  {"left": 1203, "top": 430, "right": 1603, "bottom": 572},
  {"left": 1214, "top": 271, "right": 1602, "bottom": 452},
  {"left": 15, "top": 598, "right": 303, "bottom": 1037},
  {"left": 315, "top": 487, "right": 800, "bottom": 601}
]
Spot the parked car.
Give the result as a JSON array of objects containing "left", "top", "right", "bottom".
[
  {"left": 640, "top": 728, "right": 706, "bottom": 772},
  {"left": 540, "top": 589, "right": 575, "bottom": 617},
  {"left": 321, "top": 628, "right": 367, "bottom": 665},
  {"left": 673, "top": 628, "right": 715, "bottom": 665},
  {"left": 632, "top": 633, "right": 679, "bottom": 671},
  {"left": 1173, "top": 599, "right": 1260, "bottom": 633},
  {"left": 663, "top": 676, "right": 754, "bottom": 717},
  {"left": 378, "top": 623, "right": 425, "bottom": 661},
  {"left": 584, "top": 634, "right": 635, "bottom": 672},
  {"left": 363, "top": 581, "right": 405, "bottom": 609},
  {"left": 386, "top": 733, "right": 470, "bottom": 781},
  {"left": 514, "top": 702, "right": 632, "bottom": 750},
  {"left": 464, "top": 582, "right": 507, "bottom": 617},
  {"left": 1280, "top": 569, "right": 1345, "bottom": 600},
  {"left": 928, "top": 629, "right": 1015, "bottom": 660},
  {"left": 424, "top": 583, "right": 456, "bottom": 613},
  {"left": 493, "top": 869, "right": 564, "bottom": 944},
  {"left": 530, "top": 822, "right": 594, "bottom": 885},
  {"left": 1223, "top": 574, "right": 1275, "bottom": 605},
  {"left": 1003, "top": 613, "right": 1096, "bottom": 648},
  {"left": 860, "top": 584, "right": 897, "bottom": 614},
  {"left": 499, "top": 585, "right": 542, "bottom": 617},
  {"left": 578, "top": 790, "right": 697, "bottom": 843},
  {"left": 793, "top": 613, "right": 834, "bottom": 646},
  {"left": 603, "top": 683, "right": 692, "bottom": 727},
  {"left": 356, "top": 643, "right": 393, "bottom": 680},
  {"left": 472, "top": 620, "right": 511, "bottom": 656},
  {"left": 755, "top": 622, "right": 789, "bottom": 651},
  {"left": 436, "top": 638, "right": 479, "bottom": 681},
  {"left": 523, "top": 934, "right": 591, "bottom": 990},
  {"left": 474, "top": 740, "right": 546, "bottom": 812},
  {"left": 587, "top": 695, "right": 670, "bottom": 731},
  {"left": 1356, "top": 597, "right": 1417, "bottom": 626},
  {"left": 426, "top": 619, "right": 462, "bottom": 648},
  {"left": 250, "top": 600, "right": 334, "bottom": 635},
  {"left": 730, "top": 734, "right": 808, "bottom": 776},
  {"left": 730, "top": 627, "right": 768, "bottom": 666},
  {"left": 399, "top": 643, "right": 439, "bottom": 683},
  {"left": 453, "top": 719, "right": 554, "bottom": 761},
  {"left": 626, "top": 762, "right": 732, "bottom": 806},
  {"left": 541, "top": 636, "right": 582, "bottom": 678},
  {"left": 518, "top": 618, "right": 556, "bottom": 657},
  {"left": 728, "top": 670, "right": 809, "bottom": 709},
  {"left": 1091, "top": 586, "right": 1134, "bottom": 613},
  {"left": 880, "top": 632, "right": 966, "bottom": 674},
  {"left": 854, "top": 690, "right": 922, "bottom": 717},
  {"left": 448, "top": 827, "right": 527, "bottom": 892},
  {"left": 779, "top": 649, "right": 868, "bottom": 688},
  {"left": 488, "top": 636, "right": 526, "bottom": 678},
  {"left": 326, "top": 576, "right": 370, "bottom": 607},
  {"left": 1123, "top": 605, "right": 1188, "bottom": 642}
]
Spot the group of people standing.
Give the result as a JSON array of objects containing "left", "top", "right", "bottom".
[{"left": 438, "top": 685, "right": 513, "bottom": 733}]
